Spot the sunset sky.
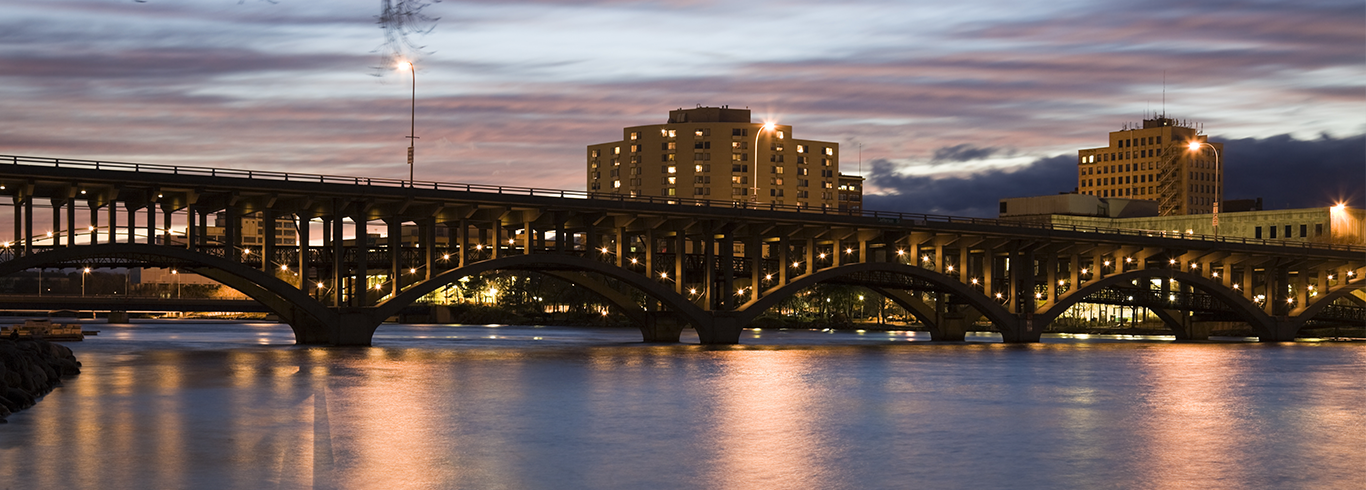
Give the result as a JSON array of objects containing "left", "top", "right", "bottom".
[{"left": 3, "top": 0, "right": 1362, "bottom": 216}]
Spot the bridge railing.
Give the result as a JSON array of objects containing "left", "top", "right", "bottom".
[{"left": 3, "top": 154, "right": 1362, "bottom": 254}]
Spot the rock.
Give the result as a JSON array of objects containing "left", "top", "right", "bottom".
[{"left": 0, "top": 338, "right": 80, "bottom": 422}]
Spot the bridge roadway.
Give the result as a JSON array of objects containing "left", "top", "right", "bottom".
[{"left": 2, "top": 155, "right": 1363, "bottom": 345}]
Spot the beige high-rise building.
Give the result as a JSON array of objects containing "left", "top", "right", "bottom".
[
  {"left": 1077, "top": 115, "right": 1223, "bottom": 216},
  {"left": 588, "top": 106, "right": 844, "bottom": 209}
]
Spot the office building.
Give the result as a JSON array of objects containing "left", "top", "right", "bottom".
[
  {"left": 587, "top": 106, "right": 850, "bottom": 209},
  {"left": 1076, "top": 115, "right": 1223, "bottom": 216}
]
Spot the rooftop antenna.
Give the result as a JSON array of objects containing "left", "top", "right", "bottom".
[{"left": 1162, "top": 71, "right": 1166, "bottom": 117}]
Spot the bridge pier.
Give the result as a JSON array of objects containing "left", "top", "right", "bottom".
[
  {"left": 695, "top": 312, "right": 744, "bottom": 345},
  {"left": 998, "top": 316, "right": 1043, "bottom": 343},
  {"left": 929, "top": 310, "right": 969, "bottom": 342},
  {"left": 639, "top": 312, "right": 684, "bottom": 343},
  {"left": 1257, "top": 318, "right": 1300, "bottom": 343},
  {"left": 291, "top": 308, "right": 382, "bottom": 346}
]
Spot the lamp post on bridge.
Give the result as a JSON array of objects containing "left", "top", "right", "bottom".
[
  {"left": 751, "top": 122, "right": 775, "bottom": 204},
  {"left": 398, "top": 60, "right": 418, "bottom": 185},
  {"left": 1187, "top": 141, "right": 1221, "bottom": 237}
]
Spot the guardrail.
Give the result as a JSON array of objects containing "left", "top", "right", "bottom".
[{"left": 3, "top": 154, "right": 1362, "bottom": 253}]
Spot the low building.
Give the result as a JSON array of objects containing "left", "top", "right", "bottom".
[{"left": 1001, "top": 200, "right": 1364, "bottom": 246}]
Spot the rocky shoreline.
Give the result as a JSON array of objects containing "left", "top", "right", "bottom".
[{"left": 0, "top": 339, "right": 81, "bottom": 422}]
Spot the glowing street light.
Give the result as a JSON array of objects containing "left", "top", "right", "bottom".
[
  {"left": 398, "top": 60, "right": 418, "bottom": 185},
  {"left": 751, "top": 122, "right": 775, "bottom": 203},
  {"left": 1188, "top": 140, "right": 1222, "bottom": 235}
]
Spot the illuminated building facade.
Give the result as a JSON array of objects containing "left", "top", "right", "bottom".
[
  {"left": 587, "top": 106, "right": 849, "bottom": 209},
  {"left": 1077, "top": 115, "right": 1223, "bottom": 216}
]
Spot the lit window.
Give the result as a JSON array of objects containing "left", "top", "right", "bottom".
[
  {"left": 777, "top": 131, "right": 784, "bottom": 139},
  {"left": 695, "top": 164, "right": 703, "bottom": 172},
  {"left": 825, "top": 147, "right": 833, "bottom": 156},
  {"left": 630, "top": 131, "right": 639, "bottom": 141},
  {"left": 613, "top": 180, "right": 621, "bottom": 188},
  {"left": 613, "top": 146, "right": 620, "bottom": 155},
  {"left": 667, "top": 166, "right": 676, "bottom": 174}
]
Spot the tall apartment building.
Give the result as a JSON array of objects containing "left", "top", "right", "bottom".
[
  {"left": 588, "top": 106, "right": 846, "bottom": 209},
  {"left": 1077, "top": 115, "right": 1223, "bottom": 216}
]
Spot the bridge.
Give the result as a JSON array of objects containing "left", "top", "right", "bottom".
[{"left": 2, "top": 155, "right": 1362, "bottom": 345}]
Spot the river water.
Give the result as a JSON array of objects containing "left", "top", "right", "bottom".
[{"left": 1, "top": 321, "right": 1362, "bottom": 489}]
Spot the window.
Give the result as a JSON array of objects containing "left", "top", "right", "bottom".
[
  {"left": 694, "top": 141, "right": 711, "bottom": 149},
  {"left": 695, "top": 164, "right": 704, "bottom": 172},
  {"left": 777, "top": 131, "right": 785, "bottom": 139},
  {"left": 613, "top": 180, "right": 621, "bottom": 189},
  {"left": 1300, "top": 224, "right": 1307, "bottom": 237},
  {"left": 733, "top": 128, "right": 747, "bottom": 137},
  {"left": 695, "top": 128, "right": 709, "bottom": 137},
  {"left": 591, "top": 149, "right": 600, "bottom": 158},
  {"left": 694, "top": 152, "right": 709, "bottom": 161},
  {"left": 1285, "top": 225, "right": 1292, "bottom": 238},
  {"left": 614, "top": 146, "right": 621, "bottom": 155},
  {"left": 823, "top": 181, "right": 833, "bottom": 189},
  {"left": 629, "top": 131, "right": 639, "bottom": 141},
  {"left": 1269, "top": 226, "right": 1276, "bottom": 239},
  {"left": 770, "top": 188, "right": 784, "bottom": 197},
  {"left": 797, "top": 168, "right": 808, "bottom": 176},
  {"left": 796, "top": 145, "right": 806, "bottom": 153},
  {"left": 825, "top": 147, "right": 833, "bottom": 156},
  {"left": 732, "top": 164, "right": 747, "bottom": 173},
  {"left": 772, "top": 177, "right": 784, "bottom": 185},
  {"left": 1316, "top": 224, "right": 1323, "bottom": 236},
  {"left": 774, "top": 166, "right": 784, "bottom": 174},
  {"left": 667, "top": 177, "right": 676, "bottom": 185},
  {"left": 798, "top": 179, "right": 808, "bottom": 187},
  {"left": 630, "top": 144, "right": 639, "bottom": 153}
]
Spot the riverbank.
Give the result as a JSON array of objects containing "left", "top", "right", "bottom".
[{"left": 0, "top": 339, "right": 81, "bottom": 422}]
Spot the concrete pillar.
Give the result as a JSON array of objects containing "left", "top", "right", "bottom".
[
  {"left": 674, "top": 231, "right": 685, "bottom": 294},
  {"left": 331, "top": 211, "right": 344, "bottom": 308},
  {"left": 161, "top": 204, "right": 173, "bottom": 247},
  {"left": 297, "top": 214, "right": 310, "bottom": 290},
  {"left": 721, "top": 231, "right": 735, "bottom": 309},
  {"left": 804, "top": 238, "right": 814, "bottom": 275},
  {"left": 696, "top": 312, "right": 743, "bottom": 344},
  {"left": 145, "top": 204, "right": 154, "bottom": 246},
  {"left": 614, "top": 227, "right": 624, "bottom": 267},
  {"left": 263, "top": 209, "right": 277, "bottom": 273},
  {"left": 388, "top": 219, "right": 402, "bottom": 298},
  {"left": 51, "top": 199, "right": 62, "bottom": 247},
  {"left": 88, "top": 204, "right": 100, "bottom": 245},
  {"left": 458, "top": 219, "right": 469, "bottom": 267},
  {"left": 354, "top": 215, "right": 368, "bottom": 307},
  {"left": 67, "top": 196, "right": 77, "bottom": 246},
  {"left": 748, "top": 234, "right": 760, "bottom": 302},
  {"left": 126, "top": 205, "right": 137, "bottom": 245},
  {"left": 778, "top": 237, "right": 789, "bottom": 285}
]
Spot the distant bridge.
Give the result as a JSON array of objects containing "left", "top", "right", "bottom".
[{"left": 2, "top": 155, "right": 1362, "bottom": 345}]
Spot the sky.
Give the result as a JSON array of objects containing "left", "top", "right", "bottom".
[{"left": 2, "top": 0, "right": 1363, "bottom": 217}]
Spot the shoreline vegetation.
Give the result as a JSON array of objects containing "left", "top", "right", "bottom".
[{"left": 0, "top": 339, "right": 81, "bottom": 422}]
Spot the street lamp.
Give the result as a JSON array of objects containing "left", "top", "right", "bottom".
[
  {"left": 398, "top": 60, "right": 417, "bottom": 185},
  {"left": 751, "top": 122, "right": 776, "bottom": 204},
  {"left": 82, "top": 267, "right": 91, "bottom": 297},
  {"left": 1188, "top": 140, "right": 1221, "bottom": 236}
]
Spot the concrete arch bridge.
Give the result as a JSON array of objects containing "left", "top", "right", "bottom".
[{"left": 2, "top": 155, "right": 1362, "bottom": 345}]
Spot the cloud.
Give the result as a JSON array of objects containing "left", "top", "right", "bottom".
[
  {"left": 864, "top": 133, "right": 1365, "bottom": 217},
  {"left": 864, "top": 154, "right": 1078, "bottom": 218}
]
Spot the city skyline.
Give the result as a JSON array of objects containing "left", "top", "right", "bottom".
[{"left": 2, "top": 0, "right": 1362, "bottom": 217}]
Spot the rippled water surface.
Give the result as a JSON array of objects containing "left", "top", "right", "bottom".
[{"left": 2, "top": 321, "right": 1363, "bottom": 489}]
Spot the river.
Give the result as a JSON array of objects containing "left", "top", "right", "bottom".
[{"left": 1, "top": 321, "right": 1363, "bottom": 489}]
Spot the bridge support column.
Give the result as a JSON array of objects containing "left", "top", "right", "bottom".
[
  {"left": 291, "top": 308, "right": 382, "bottom": 346},
  {"left": 696, "top": 312, "right": 744, "bottom": 345},
  {"left": 1257, "top": 318, "right": 1300, "bottom": 343},
  {"left": 999, "top": 315, "right": 1042, "bottom": 343},
  {"left": 639, "top": 311, "right": 684, "bottom": 343},
  {"left": 931, "top": 307, "right": 970, "bottom": 342}
]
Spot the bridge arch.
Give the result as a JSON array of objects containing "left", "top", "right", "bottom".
[
  {"left": 735, "top": 262, "right": 1017, "bottom": 337},
  {"left": 0, "top": 244, "right": 335, "bottom": 342},
  {"left": 377, "top": 254, "right": 711, "bottom": 335},
  {"left": 1291, "top": 277, "right": 1365, "bottom": 323},
  {"left": 1038, "top": 270, "right": 1275, "bottom": 339}
]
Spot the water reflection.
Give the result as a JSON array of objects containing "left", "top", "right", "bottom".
[{"left": 0, "top": 323, "right": 1362, "bottom": 489}]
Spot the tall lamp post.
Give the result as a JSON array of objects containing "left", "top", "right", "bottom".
[
  {"left": 1188, "top": 141, "right": 1221, "bottom": 236},
  {"left": 751, "top": 122, "right": 775, "bottom": 204},
  {"left": 398, "top": 60, "right": 417, "bottom": 185}
]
